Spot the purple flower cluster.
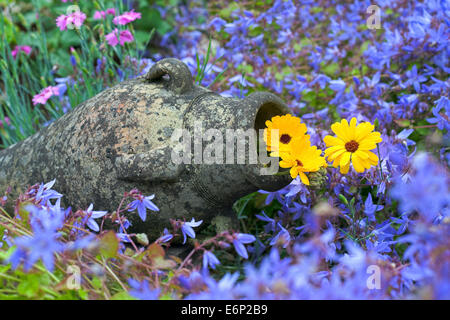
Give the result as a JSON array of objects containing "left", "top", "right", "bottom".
[
  {"left": 157, "top": 1, "right": 448, "bottom": 137},
  {"left": 143, "top": 0, "right": 450, "bottom": 300}
]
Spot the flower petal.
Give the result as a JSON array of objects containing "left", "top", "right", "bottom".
[
  {"left": 299, "top": 172, "right": 310, "bottom": 185},
  {"left": 340, "top": 152, "right": 351, "bottom": 167},
  {"left": 324, "top": 135, "right": 345, "bottom": 147},
  {"left": 352, "top": 154, "right": 366, "bottom": 173},
  {"left": 233, "top": 240, "right": 248, "bottom": 259},
  {"left": 237, "top": 233, "right": 256, "bottom": 244},
  {"left": 137, "top": 203, "right": 147, "bottom": 221},
  {"left": 290, "top": 167, "right": 298, "bottom": 179},
  {"left": 86, "top": 218, "right": 100, "bottom": 232},
  {"left": 354, "top": 150, "right": 369, "bottom": 160},
  {"left": 355, "top": 122, "right": 375, "bottom": 142},
  {"left": 325, "top": 145, "right": 345, "bottom": 155},
  {"left": 327, "top": 148, "right": 346, "bottom": 161},
  {"left": 331, "top": 122, "right": 349, "bottom": 141},
  {"left": 340, "top": 161, "right": 350, "bottom": 174},
  {"left": 367, "top": 151, "right": 379, "bottom": 163}
]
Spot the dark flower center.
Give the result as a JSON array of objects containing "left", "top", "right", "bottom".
[
  {"left": 296, "top": 160, "right": 303, "bottom": 167},
  {"left": 345, "top": 140, "right": 359, "bottom": 153},
  {"left": 280, "top": 134, "right": 292, "bottom": 144}
]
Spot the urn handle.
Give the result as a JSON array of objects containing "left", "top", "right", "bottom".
[{"left": 146, "top": 58, "right": 193, "bottom": 94}]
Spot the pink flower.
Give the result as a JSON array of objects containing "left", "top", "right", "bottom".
[
  {"left": 0, "top": 117, "right": 11, "bottom": 129},
  {"left": 105, "top": 29, "right": 134, "bottom": 47},
  {"left": 93, "top": 8, "right": 116, "bottom": 20},
  {"left": 93, "top": 11, "right": 105, "bottom": 20},
  {"left": 11, "top": 45, "right": 32, "bottom": 59},
  {"left": 56, "top": 15, "right": 69, "bottom": 30},
  {"left": 113, "top": 9, "right": 141, "bottom": 25},
  {"left": 69, "top": 11, "right": 87, "bottom": 28},
  {"left": 32, "top": 86, "right": 60, "bottom": 106},
  {"left": 56, "top": 11, "right": 87, "bottom": 31},
  {"left": 118, "top": 30, "right": 134, "bottom": 45},
  {"left": 105, "top": 30, "right": 119, "bottom": 46}
]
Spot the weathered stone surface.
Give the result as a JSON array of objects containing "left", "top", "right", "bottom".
[{"left": 0, "top": 58, "right": 291, "bottom": 239}]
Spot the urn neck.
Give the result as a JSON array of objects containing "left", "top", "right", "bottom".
[{"left": 182, "top": 91, "right": 293, "bottom": 204}]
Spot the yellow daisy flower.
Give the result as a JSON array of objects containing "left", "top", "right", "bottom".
[
  {"left": 263, "top": 114, "right": 309, "bottom": 156},
  {"left": 279, "top": 136, "right": 327, "bottom": 185},
  {"left": 324, "top": 117, "right": 382, "bottom": 174}
]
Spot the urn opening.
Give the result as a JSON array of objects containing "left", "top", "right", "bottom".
[
  {"left": 254, "top": 100, "right": 290, "bottom": 159},
  {"left": 254, "top": 102, "right": 289, "bottom": 131},
  {"left": 249, "top": 97, "right": 292, "bottom": 189}
]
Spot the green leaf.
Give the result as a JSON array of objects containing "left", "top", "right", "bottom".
[
  {"left": 302, "top": 91, "right": 317, "bottom": 103},
  {"left": 299, "top": 38, "right": 313, "bottom": 49},
  {"left": 78, "top": 289, "right": 89, "bottom": 300},
  {"left": 136, "top": 233, "right": 149, "bottom": 246},
  {"left": 322, "top": 62, "right": 340, "bottom": 76},
  {"left": 152, "top": 257, "right": 177, "bottom": 270},
  {"left": 99, "top": 231, "right": 119, "bottom": 259},
  {"left": 0, "top": 246, "right": 15, "bottom": 261},
  {"left": 1, "top": 15, "right": 17, "bottom": 43},
  {"left": 134, "top": 30, "right": 150, "bottom": 45},
  {"left": 374, "top": 118, "right": 380, "bottom": 129},
  {"left": 160, "top": 292, "right": 173, "bottom": 300},
  {"left": 17, "top": 274, "right": 41, "bottom": 298},
  {"left": 338, "top": 194, "right": 349, "bottom": 205},
  {"left": 145, "top": 243, "right": 165, "bottom": 260},
  {"left": 394, "top": 119, "right": 411, "bottom": 128},
  {"left": 111, "top": 291, "right": 136, "bottom": 300},
  {"left": 218, "top": 3, "right": 240, "bottom": 18},
  {"left": 91, "top": 276, "right": 102, "bottom": 290},
  {"left": 350, "top": 197, "right": 356, "bottom": 207}
]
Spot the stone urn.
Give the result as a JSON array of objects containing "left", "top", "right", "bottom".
[{"left": 0, "top": 58, "right": 292, "bottom": 239}]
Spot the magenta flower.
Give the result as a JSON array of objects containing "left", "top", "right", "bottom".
[
  {"left": 105, "top": 29, "right": 134, "bottom": 47},
  {"left": 118, "top": 30, "right": 134, "bottom": 45},
  {"left": 11, "top": 45, "right": 32, "bottom": 59},
  {"left": 93, "top": 8, "right": 116, "bottom": 20},
  {"left": 56, "top": 11, "right": 86, "bottom": 31},
  {"left": 113, "top": 9, "right": 141, "bottom": 25},
  {"left": 0, "top": 117, "right": 11, "bottom": 129},
  {"left": 55, "top": 15, "right": 67, "bottom": 30},
  {"left": 105, "top": 30, "right": 119, "bottom": 46},
  {"left": 93, "top": 11, "right": 104, "bottom": 20},
  {"left": 32, "top": 86, "right": 60, "bottom": 106}
]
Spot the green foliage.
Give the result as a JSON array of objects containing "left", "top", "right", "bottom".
[{"left": 0, "top": 0, "right": 164, "bottom": 147}]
